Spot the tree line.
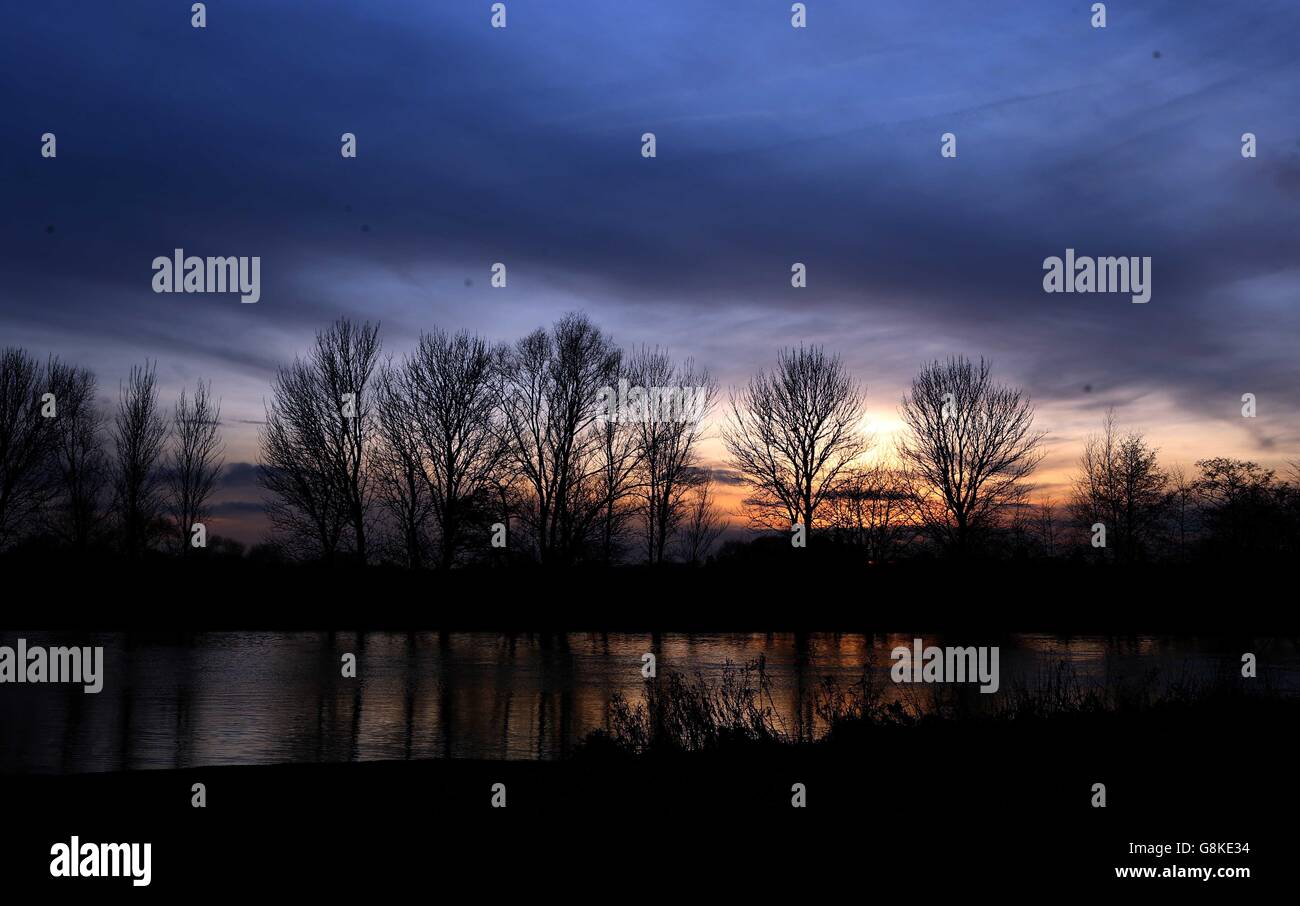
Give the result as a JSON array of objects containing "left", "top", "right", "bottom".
[
  {"left": 259, "top": 314, "right": 718, "bottom": 567},
  {"left": 0, "top": 348, "right": 222, "bottom": 559},
  {"left": 2, "top": 314, "right": 1297, "bottom": 567}
]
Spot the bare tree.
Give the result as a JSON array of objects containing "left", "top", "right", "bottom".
[
  {"left": 497, "top": 313, "right": 620, "bottom": 564},
  {"left": 627, "top": 347, "right": 716, "bottom": 564},
  {"left": 897, "top": 356, "right": 1044, "bottom": 556},
  {"left": 1035, "top": 496, "right": 1058, "bottom": 557},
  {"left": 723, "top": 345, "right": 868, "bottom": 533},
  {"left": 260, "top": 319, "right": 380, "bottom": 564},
  {"left": 1192, "top": 457, "right": 1276, "bottom": 509},
  {"left": 49, "top": 365, "right": 107, "bottom": 549},
  {"left": 824, "top": 460, "right": 911, "bottom": 563},
  {"left": 260, "top": 393, "right": 346, "bottom": 563},
  {"left": 1070, "top": 410, "right": 1169, "bottom": 562},
  {"left": 319, "top": 320, "right": 380, "bottom": 564},
  {"left": 1192, "top": 457, "right": 1282, "bottom": 556},
  {"left": 1006, "top": 492, "right": 1036, "bottom": 554},
  {"left": 0, "top": 349, "right": 75, "bottom": 548},
  {"left": 1166, "top": 465, "right": 1195, "bottom": 560},
  {"left": 590, "top": 351, "right": 642, "bottom": 564},
  {"left": 112, "top": 362, "right": 169, "bottom": 558},
  {"left": 401, "top": 329, "right": 506, "bottom": 569},
  {"left": 1284, "top": 461, "right": 1300, "bottom": 559},
  {"left": 677, "top": 468, "right": 726, "bottom": 565},
  {"left": 166, "top": 381, "right": 224, "bottom": 554},
  {"left": 373, "top": 360, "right": 433, "bottom": 568}
]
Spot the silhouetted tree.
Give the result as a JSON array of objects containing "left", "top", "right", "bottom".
[
  {"left": 0, "top": 349, "right": 79, "bottom": 548},
  {"left": 626, "top": 347, "right": 716, "bottom": 564},
  {"left": 1035, "top": 496, "right": 1059, "bottom": 558},
  {"left": 166, "top": 381, "right": 224, "bottom": 554},
  {"left": 373, "top": 359, "right": 433, "bottom": 569},
  {"left": 1070, "top": 411, "right": 1170, "bottom": 562},
  {"left": 677, "top": 468, "right": 725, "bottom": 564},
  {"left": 403, "top": 329, "right": 505, "bottom": 569},
  {"left": 825, "top": 460, "right": 911, "bottom": 562},
  {"left": 49, "top": 365, "right": 107, "bottom": 550},
  {"left": 497, "top": 313, "right": 620, "bottom": 564},
  {"left": 260, "top": 319, "right": 380, "bottom": 564},
  {"left": 1166, "top": 464, "right": 1196, "bottom": 561},
  {"left": 897, "top": 356, "right": 1043, "bottom": 556},
  {"left": 112, "top": 362, "right": 169, "bottom": 558},
  {"left": 591, "top": 350, "right": 641, "bottom": 564},
  {"left": 1192, "top": 458, "right": 1285, "bottom": 557},
  {"left": 1284, "top": 463, "right": 1300, "bottom": 559},
  {"left": 723, "top": 346, "right": 867, "bottom": 533}
]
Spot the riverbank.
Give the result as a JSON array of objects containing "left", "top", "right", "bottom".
[
  {"left": 1, "top": 685, "right": 1290, "bottom": 891},
  {"left": 1, "top": 701, "right": 1287, "bottom": 892},
  {"left": 11, "top": 556, "right": 1295, "bottom": 631}
]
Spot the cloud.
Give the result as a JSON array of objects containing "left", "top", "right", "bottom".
[
  {"left": 218, "top": 462, "right": 261, "bottom": 488},
  {"left": 209, "top": 500, "right": 266, "bottom": 517},
  {"left": 2, "top": 0, "right": 1298, "bottom": 478}
]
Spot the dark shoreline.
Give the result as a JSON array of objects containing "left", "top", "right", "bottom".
[
  {"left": 15, "top": 558, "right": 1296, "bottom": 631},
  {"left": 5, "top": 556, "right": 1291, "bottom": 890},
  {"left": 1, "top": 699, "right": 1289, "bottom": 891}
]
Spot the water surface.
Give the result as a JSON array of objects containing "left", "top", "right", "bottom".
[{"left": 1, "top": 631, "right": 1295, "bottom": 772}]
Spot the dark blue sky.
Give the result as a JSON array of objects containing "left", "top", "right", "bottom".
[{"left": 3, "top": 0, "right": 1298, "bottom": 539}]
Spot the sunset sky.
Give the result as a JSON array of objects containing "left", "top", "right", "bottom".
[{"left": 3, "top": 0, "right": 1299, "bottom": 544}]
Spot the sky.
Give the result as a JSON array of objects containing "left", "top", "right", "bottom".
[{"left": 3, "top": 0, "right": 1299, "bottom": 544}]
